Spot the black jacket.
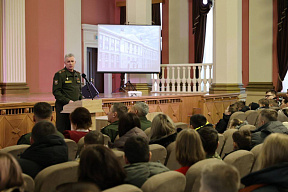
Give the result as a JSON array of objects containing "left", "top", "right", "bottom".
[
  {"left": 241, "top": 162, "right": 288, "bottom": 192},
  {"left": 215, "top": 113, "right": 231, "bottom": 133},
  {"left": 251, "top": 121, "right": 288, "bottom": 147},
  {"left": 149, "top": 132, "right": 177, "bottom": 148},
  {"left": 20, "top": 135, "right": 68, "bottom": 175}
]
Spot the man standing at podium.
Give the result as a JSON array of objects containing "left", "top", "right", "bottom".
[{"left": 53, "top": 53, "right": 82, "bottom": 133}]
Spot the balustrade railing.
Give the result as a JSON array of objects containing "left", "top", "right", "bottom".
[{"left": 151, "top": 63, "right": 213, "bottom": 93}]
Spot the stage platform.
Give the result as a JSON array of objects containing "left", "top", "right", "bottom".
[{"left": 0, "top": 92, "right": 239, "bottom": 148}]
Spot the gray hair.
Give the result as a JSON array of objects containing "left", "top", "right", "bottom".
[
  {"left": 200, "top": 163, "right": 240, "bottom": 192},
  {"left": 133, "top": 102, "right": 149, "bottom": 117},
  {"left": 64, "top": 53, "right": 75, "bottom": 60}
]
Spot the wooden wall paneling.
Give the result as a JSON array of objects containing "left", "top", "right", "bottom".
[
  {"left": 0, "top": 116, "right": 5, "bottom": 149},
  {"left": 148, "top": 104, "right": 159, "bottom": 113},
  {"left": 168, "top": 103, "right": 181, "bottom": 122},
  {"left": 180, "top": 95, "right": 202, "bottom": 124}
]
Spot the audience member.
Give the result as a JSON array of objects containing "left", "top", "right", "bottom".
[
  {"left": 241, "top": 133, "right": 288, "bottom": 191},
  {"left": 227, "top": 119, "right": 248, "bottom": 130},
  {"left": 269, "top": 99, "right": 279, "bottom": 108},
  {"left": 251, "top": 109, "right": 288, "bottom": 147},
  {"left": 101, "top": 103, "right": 128, "bottom": 142},
  {"left": 236, "top": 101, "right": 250, "bottom": 112},
  {"left": 216, "top": 103, "right": 238, "bottom": 133},
  {"left": 149, "top": 114, "right": 177, "bottom": 147},
  {"left": 84, "top": 130, "right": 104, "bottom": 146},
  {"left": 18, "top": 121, "right": 68, "bottom": 178},
  {"left": 17, "top": 102, "right": 64, "bottom": 145},
  {"left": 197, "top": 126, "right": 221, "bottom": 159},
  {"left": 200, "top": 163, "right": 240, "bottom": 192},
  {"left": 280, "top": 96, "right": 288, "bottom": 109},
  {"left": 63, "top": 107, "right": 91, "bottom": 143},
  {"left": 0, "top": 153, "right": 24, "bottom": 192},
  {"left": 258, "top": 98, "right": 269, "bottom": 109},
  {"left": 130, "top": 102, "right": 152, "bottom": 131},
  {"left": 124, "top": 136, "right": 169, "bottom": 188},
  {"left": 223, "top": 130, "right": 251, "bottom": 159},
  {"left": 78, "top": 145, "right": 126, "bottom": 190},
  {"left": 249, "top": 102, "right": 260, "bottom": 110},
  {"left": 265, "top": 89, "right": 277, "bottom": 100},
  {"left": 175, "top": 129, "right": 205, "bottom": 175},
  {"left": 112, "top": 113, "right": 148, "bottom": 150},
  {"left": 190, "top": 114, "right": 211, "bottom": 131}
]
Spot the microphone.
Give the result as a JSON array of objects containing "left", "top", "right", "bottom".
[{"left": 82, "top": 73, "right": 90, "bottom": 85}]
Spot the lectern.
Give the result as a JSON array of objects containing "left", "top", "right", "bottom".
[{"left": 61, "top": 99, "right": 103, "bottom": 130}]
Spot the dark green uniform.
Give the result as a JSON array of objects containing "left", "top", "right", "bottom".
[
  {"left": 101, "top": 121, "right": 119, "bottom": 143},
  {"left": 53, "top": 67, "right": 82, "bottom": 133},
  {"left": 139, "top": 116, "right": 152, "bottom": 131}
]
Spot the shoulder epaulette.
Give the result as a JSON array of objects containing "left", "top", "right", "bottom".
[
  {"left": 58, "top": 69, "right": 65, "bottom": 74},
  {"left": 75, "top": 70, "right": 81, "bottom": 74}
]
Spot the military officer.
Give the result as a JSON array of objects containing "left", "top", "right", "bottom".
[{"left": 53, "top": 53, "right": 82, "bottom": 133}]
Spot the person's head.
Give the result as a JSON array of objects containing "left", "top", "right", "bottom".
[
  {"left": 118, "top": 113, "right": 141, "bottom": 137},
  {"left": 259, "top": 133, "right": 288, "bottom": 169},
  {"left": 70, "top": 107, "right": 92, "bottom": 130},
  {"left": 150, "top": 113, "right": 176, "bottom": 140},
  {"left": 265, "top": 89, "right": 277, "bottom": 100},
  {"left": 258, "top": 98, "right": 269, "bottom": 108},
  {"left": 78, "top": 145, "right": 126, "bottom": 190},
  {"left": 280, "top": 96, "right": 288, "bottom": 108},
  {"left": 228, "top": 119, "right": 243, "bottom": 129},
  {"left": 0, "top": 152, "right": 24, "bottom": 191},
  {"left": 249, "top": 102, "right": 260, "bottom": 110},
  {"left": 130, "top": 102, "right": 149, "bottom": 117},
  {"left": 235, "top": 101, "right": 246, "bottom": 111},
  {"left": 176, "top": 129, "right": 205, "bottom": 167},
  {"left": 107, "top": 103, "right": 128, "bottom": 123},
  {"left": 31, "top": 121, "right": 57, "bottom": 144},
  {"left": 232, "top": 130, "right": 251, "bottom": 150},
  {"left": 124, "top": 136, "right": 151, "bottom": 164},
  {"left": 84, "top": 130, "right": 104, "bottom": 146},
  {"left": 227, "top": 104, "right": 239, "bottom": 115},
  {"left": 268, "top": 99, "right": 278, "bottom": 107},
  {"left": 33, "top": 102, "right": 53, "bottom": 123},
  {"left": 199, "top": 163, "right": 240, "bottom": 192},
  {"left": 256, "top": 109, "right": 278, "bottom": 128},
  {"left": 197, "top": 126, "right": 219, "bottom": 157},
  {"left": 64, "top": 53, "right": 76, "bottom": 72},
  {"left": 190, "top": 114, "right": 208, "bottom": 129}
]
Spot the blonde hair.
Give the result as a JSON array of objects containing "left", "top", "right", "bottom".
[
  {"left": 0, "top": 153, "right": 24, "bottom": 191},
  {"left": 259, "top": 133, "right": 288, "bottom": 169},
  {"left": 150, "top": 114, "right": 176, "bottom": 140},
  {"left": 176, "top": 129, "right": 206, "bottom": 167}
]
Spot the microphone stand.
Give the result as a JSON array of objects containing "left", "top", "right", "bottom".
[{"left": 85, "top": 80, "right": 94, "bottom": 100}]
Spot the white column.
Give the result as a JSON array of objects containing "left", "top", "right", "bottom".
[
  {"left": 126, "top": 0, "right": 152, "bottom": 85},
  {"left": 2, "top": 0, "right": 26, "bottom": 83},
  {"left": 210, "top": 0, "right": 244, "bottom": 93},
  {"left": 64, "top": 0, "right": 82, "bottom": 73}
]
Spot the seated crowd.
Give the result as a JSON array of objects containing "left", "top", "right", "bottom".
[{"left": 1, "top": 90, "right": 288, "bottom": 192}]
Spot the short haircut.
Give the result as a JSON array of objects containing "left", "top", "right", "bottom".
[
  {"left": 78, "top": 145, "right": 126, "bottom": 190},
  {"left": 258, "top": 98, "right": 269, "bottom": 108},
  {"left": 249, "top": 102, "right": 259, "bottom": 110},
  {"left": 200, "top": 163, "right": 240, "bottom": 192},
  {"left": 235, "top": 101, "right": 245, "bottom": 110},
  {"left": 57, "top": 182, "right": 100, "bottom": 192},
  {"left": 259, "top": 133, "right": 288, "bottom": 169},
  {"left": 259, "top": 109, "right": 278, "bottom": 123},
  {"left": 282, "top": 96, "right": 288, "bottom": 104},
  {"left": 31, "top": 121, "right": 57, "bottom": 142},
  {"left": 70, "top": 107, "right": 92, "bottom": 130},
  {"left": 266, "top": 89, "right": 277, "bottom": 96},
  {"left": 197, "top": 126, "right": 219, "bottom": 157},
  {"left": 232, "top": 130, "right": 251, "bottom": 150},
  {"left": 84, "top": 130, "right": 104, "bottom": 145},
  {"left": 0, "top": 152, "right": 24, "bottom": 190},
  {"left": 190, "top": 114, "right": 207, "bottom": 129},
  {"left": 150, "top": 114, "right": 176, "bottom": 140},
  {"left": 111, "top": 103, "right": 128, "bottom": 119},
  {"left": 33, "top": 102, "right": 52, "bottom": 120},
  {"left": 176, "top": 129, "right": 205, "bottom": 167},
  {"left": 132, "top": 102, "right": 149, "bottom": 117},
  {"left": 118, "top": 113, "right": 141, "bottom": 137},
  {"left": 64, "top": 53, "right": 75, "bottom": 60},
  {"left": 124, "top": 136, "right": 150, "bottom": 164}
]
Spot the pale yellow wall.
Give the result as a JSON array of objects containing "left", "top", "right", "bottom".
[
  {"left": 249, "top": 0, "right": 273, "bottom": 82},
  {"left": 169, "top": 0, "right": 189, "bottom": 64}
]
